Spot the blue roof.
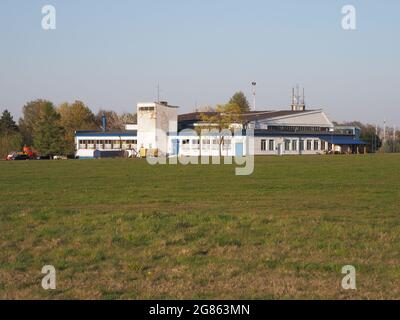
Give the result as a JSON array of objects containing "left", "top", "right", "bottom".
[
  {"left": 320, "top": 136, "right": 367, "bottom": 145},
  {"left": 75, "top": 131, "right": 137, "bottom": 137}
]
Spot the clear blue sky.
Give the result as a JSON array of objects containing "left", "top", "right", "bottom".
[{"left": 0, "top": 0, "right": 399, "bottom": 126}]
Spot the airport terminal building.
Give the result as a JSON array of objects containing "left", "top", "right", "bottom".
[{"left": 75, "top": 99, "right": 367, "bottom": 159}]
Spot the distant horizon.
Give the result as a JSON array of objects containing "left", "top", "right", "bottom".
[{"left": 1, "top": 0, "right": 399, "bottom": 127}]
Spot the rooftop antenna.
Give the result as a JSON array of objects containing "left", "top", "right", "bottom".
[
  {"left": 156, "top": 82, "right": 160, "bottom": 103},
  {"left": 292, "top": 87, "right": 295, "bottom": 108},
  {"left": 251, "top": 81, "right": 257, "bottom": 111}
]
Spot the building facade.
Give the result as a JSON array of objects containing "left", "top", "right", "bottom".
[{"left": 75, "top": 101, "right": 367, "bottom": 158}]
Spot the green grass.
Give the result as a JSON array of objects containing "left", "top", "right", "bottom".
[{"left": 0, "top": 154, "right": 400, "bottom": 299}]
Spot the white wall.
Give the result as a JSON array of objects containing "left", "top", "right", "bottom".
[{"left": 137, "top": 102, "right": 178, "bottom": 154}]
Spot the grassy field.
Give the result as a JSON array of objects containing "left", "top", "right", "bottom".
[{"left": 1, "top": 155, "right": 400, "bottom": 299}]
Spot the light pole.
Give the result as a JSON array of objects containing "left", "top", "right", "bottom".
[{"left": 251, "top": 81, "right": 257, "bottom": 111}]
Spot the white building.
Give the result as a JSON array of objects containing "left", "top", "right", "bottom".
[{"left": 75, "top": 101, "right": 367, "bottom": 158}]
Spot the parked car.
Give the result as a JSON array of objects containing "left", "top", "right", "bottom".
[
  {"left": 6, "top": 152, "right": 30, "bottom": 160},
  {"left": 53, "top": 155, "right": 68, "bottom": 160},
  {"left": 5, "top": 152, "right": 17, "bottom": 160},
  {"left": 36, "top": 155, "right": 52, "bottom": 160}
]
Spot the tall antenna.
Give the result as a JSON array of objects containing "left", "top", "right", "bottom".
[
  {"left": 251, "top": 81, "right": 257, "bottom": 111},
  {"left": 292, "top": 87, "right": 295, "bottom": 107},
  {"left": 383, "top": 117, "right": 387, "bottom": 142},
  {"left": 156, "top": 82, "right": 160, "bottom": 103}
]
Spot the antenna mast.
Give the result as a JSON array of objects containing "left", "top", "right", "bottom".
[
  {"left": 251, "top": 81, "right": 257, "bottom": 111},
  {"left": 156, "top": 82, "right": 160, "bottom": 103}
]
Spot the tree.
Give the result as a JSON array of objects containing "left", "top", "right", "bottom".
[
  {"left": 94, "top": 110, "right": 137, "bottom": 131},
  {"left": 95, "top": 110, "right": 123, "bottom": 131},
  {"left": 341, "top": 121, "right": 382, "bottom": 152},
  {"left": 119, "top": 112, "right": 137, "bottom": 125},
  {"left": 0, "top": 133, "right": 22, "bottom": 158},
  {"left": 0, "top": 110, "right": 19, "bottom": 134},
  {"left": 19, "top": 99, "right": 54, "bottom": 146},
  {"left": 0, "top": 109, "right": 21, "bottom": 158},
  {"left": 34, "top": 104, "right": 65, "bottom": 156},
  {"left": 58, "top": 101, "right": 97, "bottom": 154},
  {"left": 229, "top": 92, "right": 251, "bottom": 113},
  {"left": 199, "top": 103, "right": 242, "bottom": 156}
]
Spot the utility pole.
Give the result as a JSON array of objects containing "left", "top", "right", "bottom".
[
  {"left": 251, "top": 81, "right": 257, "bottom": 111},
  {"left": 383, "top": 117, "right": 387, "bottom": 142}
]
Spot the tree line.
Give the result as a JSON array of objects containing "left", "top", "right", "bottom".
[
  {"left": 0, "top": 100, "right": 136, "bottom": 158},
  {"left": 1, "top": 92, "right": 397, "bottom": 158}
]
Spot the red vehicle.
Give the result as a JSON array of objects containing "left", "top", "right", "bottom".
[
  {"left": 5, "top": 146, "right": 37, "bottom": 160},
  {"left": 22, "top": 146, "right": 36, "bottom": 159}
]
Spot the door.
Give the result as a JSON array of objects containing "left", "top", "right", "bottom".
[
  {"left": 172, "top": 139, "right": 180, "bottom": 155},
  {"left": 235, "top": 142, "right": 243, "bottom": 157}
]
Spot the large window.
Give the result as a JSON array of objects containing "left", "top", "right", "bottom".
[
  {"left": 212, "top": 140, "right": 220, "bottom": 150},
  {"left": 307, "top": 140, "right": 312, "bottom": 151},
  {"left": 261, "top": 139, "right": 266, "bottom": 151},
  {"left": 284, "top": 139, "right": 290, "bottom": 151},
  {"left": 300, "top": 140, "right": 304, "bottom": 151},
  {"left": 192, "top": 139, "right": 200, "bottom": 150},
  {"left": 269, "top": 140, "right": 275, "bottom": 151},
  {"left": 202, "top": 139, "right": 210, "bottom": 150},
  {"left": 314, "top": 140, "right": 319, "bottom": 151},
  {"left": 292, "top": 140, "right": 298, "bottom": 151},
  {"left": 223, "top": 139, "right": 231, "bottom": 150}
]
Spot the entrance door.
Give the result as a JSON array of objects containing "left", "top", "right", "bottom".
[
  {"left": 235, "top": 142, "right": 243, "bottom": 157},
  {"left": 277, "top": 143, "right": 283, "bottom": 156},
  {"left": 172, "top": 139, "right": 180, "bottom": 155}
]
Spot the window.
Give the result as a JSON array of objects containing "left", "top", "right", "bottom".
[
  {"left": 321, "top": 141, "right": 326, "bottom": 150},
  {"left": 300, "top": 140, "right": 304, "bottom": 151},
  {"left": 269, "top": 140, "right": 274, "bottom": 151},
  {"left": 307, "top": 140, "right": 312, "bottom": 151},
  {"left": 192, "top": 139, "right": 200, "bottom": 150},
  {"left": 284, "top": 139, "right": 290, "bottom": 151},
  {"left": 314, "top": 140, "right": 319, "bottom": 150},
  {"left": 261, "top": 139, "right": 266, "bottom": 151},
  {"left": 292, "top": 140, "right": 297, "bottom": 151},
  {"left": 139, "top": 106, "right": 155, "bottom": 112},
  {"left": 212, "top": 139, "right": 219, "bottom": 150},
  {"left": 202, "top": 139, "right": 210, "bottom": 150},
  {"left": 223, "top": 139, "right": 231, "bottom": 150}
]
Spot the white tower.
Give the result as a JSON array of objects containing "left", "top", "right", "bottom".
[{"left": 137, "top": 101, "right": 178, "bottom": 154}]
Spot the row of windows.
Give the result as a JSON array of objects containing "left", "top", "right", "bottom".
[
  {"left": 139, "top": 107, "right": 155, "bottom": 112},
  {"left": 261, "top": 139, "right": 275, "bottom": 151},
  {"left": 181, "top": 139, "right": 233, "bottom": 150},
  {"left": 181, "top": 139, "right": 231, "bottom": 145},
  {"left": 79, "top": 140, "right": 137, "bottom": 145},
  {"left": 267, "top": 126, "right": 330, "bottom": 133},
  {"left": 261, "top": 139, "right": 327, "bottom": 151}
]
